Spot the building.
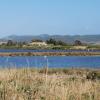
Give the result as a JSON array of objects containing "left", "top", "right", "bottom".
[{"left": 28, "top": 41, "right": 47, "bottom": 46}]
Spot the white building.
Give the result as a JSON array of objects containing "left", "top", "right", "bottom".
[{"left": 28, "top": 41, "right": 47, "bottom": 46}]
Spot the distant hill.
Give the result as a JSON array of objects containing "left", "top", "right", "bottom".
[{"left": 1, "top": 34, "right": 100, "bottom": 44}]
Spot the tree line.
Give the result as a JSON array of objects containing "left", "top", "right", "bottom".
[
  {"left": 2, "top": 38, "right": 83, "bottom": 47},
  {"left": 46, "top": 38, "right": 83, "bottom": 46}
]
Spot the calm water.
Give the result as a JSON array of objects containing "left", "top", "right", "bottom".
[{"left": 0, "top": 56, "right": 100, "bottom": 68}]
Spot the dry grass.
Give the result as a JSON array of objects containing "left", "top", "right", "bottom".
[
  {"left": 0, "top": 68, "right": 99, "bottom": 100},
  {"left": 1, "top": 51, "right": 100, "bottom": 56}
]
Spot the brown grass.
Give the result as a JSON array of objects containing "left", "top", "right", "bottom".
[
  {"left": 1, "top": 51, "right": 100, "bottom": 56},
  {"left": 0, "top": 68, "right": 99, "bottom": 100}
]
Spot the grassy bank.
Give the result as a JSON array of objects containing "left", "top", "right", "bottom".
[
  {"left": 0, "top": 68, "right": 99, "bottom": 100},
  {"left": 1, "top": 51, "right": 100, "bottom": 56}
]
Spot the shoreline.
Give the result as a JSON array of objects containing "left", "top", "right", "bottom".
[{"left": 0, "top": 51, "right": 100, "bottom": 56}]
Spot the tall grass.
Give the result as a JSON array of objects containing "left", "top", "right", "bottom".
[
  {"left": 44, "top": 56, "right": 49, "bottom": 100},
  {"left": 0, "top": 68, "right": 99, "bottom": 100}
]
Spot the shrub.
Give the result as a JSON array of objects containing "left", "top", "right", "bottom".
[{"left": 86, "top": 71, "right": 100, "bottom": 80}]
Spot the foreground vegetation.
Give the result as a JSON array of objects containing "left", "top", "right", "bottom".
[{"left": 0, "top": 68, "right": 100, "bottom": 100}]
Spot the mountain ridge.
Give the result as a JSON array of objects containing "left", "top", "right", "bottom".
[{"left": 1, "top": 34, "right": 100, "bottom": 44}]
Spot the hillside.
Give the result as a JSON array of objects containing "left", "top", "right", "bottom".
[{"left": 1, "top": 34, "right": 100, "bottom": 44}]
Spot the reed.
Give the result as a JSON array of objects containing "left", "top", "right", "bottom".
[{"left": 0, "top": 68, "right": 99, "bottom": 100}]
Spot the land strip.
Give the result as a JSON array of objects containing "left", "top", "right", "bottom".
[{"left": 0, "top": 51, "right": 100, "bottom": 56}]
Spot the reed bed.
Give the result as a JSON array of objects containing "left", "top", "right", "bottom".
[{"left": 0, "top": 68, "right": 99, "bottom": 100}]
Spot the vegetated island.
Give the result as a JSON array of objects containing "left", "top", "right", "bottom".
[{"left": 0, "top": 38, "right": 100, "bottom": 56}]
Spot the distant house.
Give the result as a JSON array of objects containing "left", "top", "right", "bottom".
[{"left": 28, "top": 41, "right": 47, "bottom": 46}]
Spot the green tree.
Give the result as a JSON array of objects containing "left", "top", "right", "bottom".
[
  {"left": 46, "top": 38, "right": 67, "bottom": 46},
  {"left": 46, "top": 38, "right": 56, "bottom": 45},
  {"left": 31, "top": 39, "right": 43, "bottom": 42},
  {"left": 74, "top": 40, "right": 82, "bottom": 46},
  {"left": 6, "top": 40, "right": 14, "bottom": 46}
]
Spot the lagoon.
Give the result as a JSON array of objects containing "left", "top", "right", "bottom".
[{"left": 0, "top": 56, "right": 100, "bottom": 68}]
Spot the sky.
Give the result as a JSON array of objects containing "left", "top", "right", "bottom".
[{"left": 0, "top": 0, "right": 100, "bottom": 37}]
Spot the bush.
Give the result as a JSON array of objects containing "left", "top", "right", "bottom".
[{"left": 86, "top": 71, "right": 100, "bottom": 80}]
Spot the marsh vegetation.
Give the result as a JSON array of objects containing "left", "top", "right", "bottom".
[{"left": 0, "top": 68, "right": 99, "bottom": 100}]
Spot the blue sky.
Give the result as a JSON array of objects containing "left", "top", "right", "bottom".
[{"left": 0, "top": 0, "right": 100, "bottom": 37}]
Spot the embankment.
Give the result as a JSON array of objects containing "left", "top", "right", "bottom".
[{"left": 0, "top": 51, "right": 100, "bottom": 56}]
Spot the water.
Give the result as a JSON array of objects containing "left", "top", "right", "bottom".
[{"left": 0, "top": 56, "right": 100, "bottom": 68}]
